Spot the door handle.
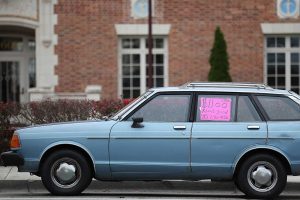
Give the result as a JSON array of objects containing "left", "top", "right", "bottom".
[
  {"left": 173, "top": 125, "right": 186, "bottom": 130},
  {"left": 247, "top": 125, "right": 260, "bottom": 130}
]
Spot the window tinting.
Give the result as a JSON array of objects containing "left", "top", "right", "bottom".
[
  {"left": 257, "top": 96, "right": 300, "bottom": 120},
  {"left": 129, "top": 94, "right": 190, "bottom": 122},
  {"left": 196, "top": 95, "right": 236, "bottom": 122},
  {"left": 237, "top": 96, "right": 261, "bottom": 122}
]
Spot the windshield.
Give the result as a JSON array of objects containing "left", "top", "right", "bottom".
[{"left": 111, "top": 91, "right": 153, "bottom": 120}]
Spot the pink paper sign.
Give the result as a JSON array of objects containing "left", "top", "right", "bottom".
[{"left": 200, "top": 97, "right": 232, "bottom": 121}]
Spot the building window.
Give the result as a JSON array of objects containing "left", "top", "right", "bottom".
[
  {"left": 0, "top": 37, "right": 23, "bottom": 51},
  {"left": 119, "top": 37, "right": 168, "bottom": 99},
  {"left": 265, "top": 36, "right": 300, "bottom": 94}
]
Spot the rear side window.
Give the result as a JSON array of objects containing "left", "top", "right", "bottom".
[
  {"left": 196, "top": 95, "right": 236, "bottom": 122},
  {"left": 257, "top": 95, "right": 300, "bottom": 120},
  {"left": 237, "top": 96, "right": 261, "bottom": 122}
]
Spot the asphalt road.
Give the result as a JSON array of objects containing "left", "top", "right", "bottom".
[{"left": 0, "top": 193, "right": 300, "bottom": 200}]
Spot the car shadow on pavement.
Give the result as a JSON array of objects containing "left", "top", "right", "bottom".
[{"left": 2, "top": 193, "right": 300, "bottom": 200}]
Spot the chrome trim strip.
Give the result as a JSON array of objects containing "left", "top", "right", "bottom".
[
  {"left": 193, "top": 137, "right": 266, "bottom": 139},
  {"left": 193, "top": 137, "right": 295, "bottom": 140},
  {"left": 268, "top": 137, "right": 296, "bottom": 140},
  {"left": 110, "top": 136, "right": 190, "bottom": 139},
  {"left": 86, "top": 137, "right": 107, "bottom": 139}
]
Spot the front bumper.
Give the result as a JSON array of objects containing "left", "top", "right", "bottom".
[{"left": 0, "top": 151, "right": 24, "bottom": 166}]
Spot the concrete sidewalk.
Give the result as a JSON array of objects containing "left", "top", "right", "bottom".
[{"left": 0, "top": 166, "right": 299, "bottom": 196}]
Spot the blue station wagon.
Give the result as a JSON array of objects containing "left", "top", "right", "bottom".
[{"left": 1, "top": 82, "right": 300, "bottom": 199}]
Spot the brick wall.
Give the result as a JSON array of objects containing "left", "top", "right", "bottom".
[{"left": 54, "top": 0, "right": 300, "bottom": 98}]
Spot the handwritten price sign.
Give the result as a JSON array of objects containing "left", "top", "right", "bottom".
[{"left": 200, "top": 97, "right": 232, "bottom": 121}]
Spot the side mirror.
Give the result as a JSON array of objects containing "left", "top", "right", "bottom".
[{"left": 131, "top": 117, "right": 144, "bottom": 128}]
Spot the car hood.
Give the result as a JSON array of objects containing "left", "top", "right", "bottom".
[{"left": 17, "top": 120, "right": 118, "bottom": 137}]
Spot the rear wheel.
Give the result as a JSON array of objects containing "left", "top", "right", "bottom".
[
  {"left": 235, "top": 154, "right": 287, "bottom": 199},
  {"left": 41, "top": 149, "right": 92, "bottom": 195}
]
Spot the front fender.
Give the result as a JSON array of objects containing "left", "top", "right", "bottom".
[{"left": 39, "top": 141, "right": 96, "bottom": 170}]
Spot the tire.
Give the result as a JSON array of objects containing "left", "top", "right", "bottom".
[
  {"left": 234, "top": 179, "right": 244, "bottom": 193},
  {"left": 41, "top": 149, "right": 93, "bottom": 195},
  {"left": 235, "top": 154, "right": 287, "bottom": 199}
]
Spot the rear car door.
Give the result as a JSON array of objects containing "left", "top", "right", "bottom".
[
  {"left": 255, "top": 94, "right": 300, "bottom": 174},
  {"left": 191, "top": 93, "right": 268, "bottom": 179},
  {"left": 109, "top": 92, "right": 193, "bottom": 180}
]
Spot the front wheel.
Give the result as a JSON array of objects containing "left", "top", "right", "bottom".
[
  {"left": 235, "top": 154, "right": 287, "bottom": 199},
  {"left": 41, "top": 149, "right": 92, "bottom": 195}
]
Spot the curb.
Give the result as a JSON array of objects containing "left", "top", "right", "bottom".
[{"left": 0, "top": 180, "right": 299, "bottom": 195}]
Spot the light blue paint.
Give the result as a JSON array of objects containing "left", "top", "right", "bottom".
[{"left": 11, "top": 86, "right": 300, "bottom": 181}]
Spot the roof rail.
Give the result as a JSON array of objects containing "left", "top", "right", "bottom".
[{"left": 183, "top": 82, "right": 272, "bottom": 89}]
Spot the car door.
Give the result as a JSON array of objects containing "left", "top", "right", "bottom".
[
  {"left": 255, "top": 95, "right": 300, "bottom": 165},
  {"left": 191, "top": 93, "right": 268, "bottom": 179},
  {"left": 109, "top": 92, "right": 193, "bottom": 180}
]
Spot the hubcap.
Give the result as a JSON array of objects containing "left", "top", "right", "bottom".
[
  {"left": 50, "top": 158, "right": 81, "bottom": 189},
  {"left": 247, "top": 161, "right": 278, "bottom": 192},
  {"left": 56, "top": 162, "right": 76, "bottom": 182}
]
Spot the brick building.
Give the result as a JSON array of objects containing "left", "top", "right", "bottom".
[{"left": 0, "top": 0, "right": 300, "bottom": 102}]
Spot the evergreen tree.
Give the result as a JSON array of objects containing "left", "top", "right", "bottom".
[{"left": 208, "top": 26, "right": 232, "bottom": 82}]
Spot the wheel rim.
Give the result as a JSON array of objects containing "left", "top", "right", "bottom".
[
  {"left": 247, "top": 161, "right": 278, "bottom": 193},
  {"left": 50, "top": 157, "right": 82, "bottom": 189}
]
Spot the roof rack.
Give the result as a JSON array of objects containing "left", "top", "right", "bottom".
[{"left": 183, "top": 82, "right": 272, "bottom": 89}]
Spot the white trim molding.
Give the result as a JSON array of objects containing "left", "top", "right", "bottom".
[
  {"left": 0, "top": 17, "right": 38, "bottom": 29},
  {"left": 261, "top": 23, "right": 300, "bottom": 34},
  {"left": 29, "top": 85, "right": 102, "bottom": 101},
  {"left": 115, "top": 24, "right": 171, "bottom": 35},
  {"left": 35, "top": 0, "right": 58, "bottom": 89}
]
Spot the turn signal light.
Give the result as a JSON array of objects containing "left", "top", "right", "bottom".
[{"left": 10, "top": 133, "right": 21, "bottom": 149}]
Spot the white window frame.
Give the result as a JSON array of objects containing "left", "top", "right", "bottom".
[
  {"left": 0, "top": 34, "right": 35, "bottom": 102},
  {"left": 264, "top": 35, "right": 300, "bottom": 91},
  {"left": 118, "top": 36, "right": 169, "bottom": 98}
]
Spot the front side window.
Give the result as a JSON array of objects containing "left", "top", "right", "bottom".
[
  {"left": 120, "top": 37, "right": 168, "bottom": 99},
  {"left": 128, "top": 94, "right": 191, "bottom": 122},
  {"left": 196, "top": 95, "right": 236, "bottom": 122},
  {"left": 257, "top": 95, "right": 300, "bottom": 120}
]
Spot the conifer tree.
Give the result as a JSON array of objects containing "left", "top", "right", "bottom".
[{"left": 208, "top": 26, "right": 232, "bottom": 82}]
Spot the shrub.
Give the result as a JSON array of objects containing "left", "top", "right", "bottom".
[
  {"left": 208, "top": 26, "right": 232, "bottom": 82},
  {"left": 91, "top": 99, "right": 124, "bottom": 119},
  {"left": 0, "top": 102, "right": 21, "bottom": 156},
  {"left": 0, "top": 98, "right": 130, "bottom": 155},
  {"left": 19, "top": 99, "right": 94, "bottom": 125},
  {"left": 17, "top": 99, "right": 129, "bottom": 125},
  {"left": 0, "top": 129, "right": 14, "bottom": 154},
  {"left": 0, "top": 102, "right": 20, "bottom": 131}
]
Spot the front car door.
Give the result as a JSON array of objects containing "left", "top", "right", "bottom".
[
  {"left": 191, "top": 93, "right": 268, "bottom": 180},
  {"left": 109, "top": 92, "right": 193, "bottom": 180}
]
